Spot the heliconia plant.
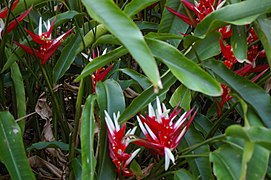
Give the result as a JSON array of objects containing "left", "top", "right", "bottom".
[{"left": 0, "top": 0, "right": 271, "bottom": 179}]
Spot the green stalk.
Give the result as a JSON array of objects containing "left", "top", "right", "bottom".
[
  {"left": 206, "top": 102, "right": 237, "bottom": 139},
  {"left": 68, "top": 78, "right": 85, "bottom": 179},
  {"left": 39, "top": 65, "right": 69, "bottom": 142},
  {"left": 180, "top": 134, "right": 226, "bottom": 155}
]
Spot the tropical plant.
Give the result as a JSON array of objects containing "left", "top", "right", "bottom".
[{"left": 0, "top": 0, "right": 271, "bottom": 179}]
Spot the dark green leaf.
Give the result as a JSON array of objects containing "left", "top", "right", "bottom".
[
  {"left": 194, "top": 0, "right": 271, "bottom": 37},
  {"left": 81, "top": 95, "right": 96, "bottom": 180},
  {"left": 82, "top": 0, "right": 161, "bottom": 88},
  {"left": 146, "top": 38, "right": 222, "bottom": 96},
  {"left": 203, "top": 59, "right": 271, "bottom": 127},
  {"left": 0, "top": 112, "right": 35, "bottom": 179}
]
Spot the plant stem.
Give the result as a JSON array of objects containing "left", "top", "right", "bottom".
[
  {"left": 180, "top": 134, "right": 226, "bottom": 155},
  {"left": 69, "top": 78, "right": 85, "bottom": 179},
  {"left": 40, "top": 64, "right": 69, "bottom": 142}
]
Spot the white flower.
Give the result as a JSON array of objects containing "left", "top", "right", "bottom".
[{"left": 0, "top": 18, "right": 5, "bottom": 39}]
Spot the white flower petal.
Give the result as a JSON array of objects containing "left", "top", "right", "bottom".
[
  {"left": 144, "top": 123, "right": 158, "bottom": 141},
  {"left": 174, "top": 112, "right": 187, "bottom": 129},
  {"left": 176, "top": 127, "right": 187, "bottom": 143},
  {"left": 130, "top": 126, "right": 137, "bottom": 135},
  {"left": 155, "top": 97, "right": 162, "bottom": 123},
  {"left": 39, "top": 17, "right": 42, "bottom": 36},
  {"left": 104, "top": 110, "right": 115, "bottom": 135},
  {"left": 102, "top": 48, "right": 107, "bottom": 55},
  {"left": 148, "top": 103, "right": 155, "bottom": 117},
  {"left": 164, "top": 147, "right": 175, "bottom": 171},
  {"left": 0, "top": 18, "right": 5, "bottom": 39},
  {"left": 113, "top": 112, "right": 120, "bottom": 132},
  {"left": 137, "top": 116, "right": 147, "bottom": 135},
  {"left": 125, "top": 148, "right": 140, "bottom": 166},
  {"left": 162, "top": 103, "right": 170, "bottom": 118},
  {"left": 216, "top": 0, "right": 226, "bottom": 9}
]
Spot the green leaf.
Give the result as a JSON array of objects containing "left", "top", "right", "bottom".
[
  {"left": 146, "top": 38, "right": 222, "bottom": 97},
  {"left": 123, "top": 0, "right": 159, "bottom": 17},
  {"left": 75, "top": 46, "right": 128, "bottom": 82},
  {"left": 53, "top": 32, "right": 81, "bottom": 83},
  {"left": 119, "top": 68, "right": 151, "bottom": 90},
  {"left": 254, "top": 15, "right": 271, "bottom": 68},
  {"left": 193, "top": 114, "right": 222, "bottom": 138},
  {"left": 81, "top": 95, "right": 96, "bottom": 180},
  {"left": 10, "top": 62, "right": 26, "bottom": 132},
  {"left": 230, "top": 25, "right": 247, "bottom": 61},
  {"left": 194, "top": 0, "right": 271, "bottom": 37},
  {"left": 158, "top": 0, "right": 189, "bottom": 46},
  {"left": 72, "top": 157, "right": 82, "bottom": 180},
  {"left": 225, "top": 125, "right": 271, "bottom": 151},
  {"left": 27, "top": 141, "right": 79, "bottom": 152},
  {"left": 82, "top": 0, "right": 161, "bottom": 89},
  {"left": 246, "top": 145, "right": 269, "bottom": 180},
  {"left": 183, "top": 127, "right": 213, "bottom": 180},
  {"left": 203, "top": 59, "right": 271, "bottom": 127},
  {"left": 119, "top": 71, "right": 176, "bottom": 123},
  {"left": 210, "top": 144, "right": 242, "bottom": 180},
  {"left": 186, "top": 32, "right": 221, "bottom": 61},
  {"left": 0, "top": 111, "right": 35, "bottom": 179},
  {"left": 130, "top": 160, "right": 143, "bottom": 177},
  {"left": 169, "top": 84, "right": 191, "bottom": 111},
  {"left": 174, "top": 169, "right": 197, "bottom": 180},
  {"left": 95, "top": 79, "right": 126, "bottom": 179}
]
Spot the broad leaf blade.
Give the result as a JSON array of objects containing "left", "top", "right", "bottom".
[
  {"left": 123, "top": 0, "right": 159, "bottom": 17},
  {"left": 119, "top": 71, "right": 176, "bottom": 123},
  {"left": 210, "top": 144, "right": 242, "bottom": 180},
  {"left": 82, "top": 0, "right": 161, "bottom": 89},
  {"left": 254, "top": 15, "right": 271, "bottom": 69},
  {"left": 146, "top": 38, "right": 222, "bottom": 96},
  {"left": 182, "top": 127, "right": 213, "bottom": 180},
  {"left": 158, "top": 0, "right": 189, "bottom": 46},
  {"left": 194, "top": 0, "right": 271, "bottom": 37},
  {"left": 0, "top": 112, "right": 35, "bottom": 179},
  {"left": 81, "top": 95, "right": 96, "bottom": 180},
  {"left": 204, "top": 59, "right": 271, "bottom": 128}
]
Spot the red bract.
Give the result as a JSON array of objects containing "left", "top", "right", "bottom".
[
  {"left": 82, "top": 49, "right": 113, "bottom": 93},
  {"left": 133, "top": 97, "right": 197, "bottom": 170},
  {"left": 15, "top": 17, "right": 73, "bottom": 64},
  {"left": 104, "top": 111, "right": 140, "bottom": 177},
  {"left": 166, "top": 0, "right": 225, "bottom": 27},
  {"left": 0, "top": 0, "right": 32, "bottom": 38},
  {"left": 0, "top": 0, "right": 19, "bottom": 18}
]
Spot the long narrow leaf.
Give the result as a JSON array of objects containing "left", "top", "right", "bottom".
[
  {"left": 194, "top": 0, "right": 271, "bottom": 37},
  {"left": 0, "top": 112, "right": 35, "bottom": 179},
  {"left": 10, "top": 62, "right": 26, "bottom": 132},
  {"left": 204, "top": 59, "right": 271, "bottom": 128},
  {"left": 146, "top": 38, "right": 222, "bottom": 96},
  {"left": 82, "top": 0, "right": 161, "bottom": 89},
  {"left": 81, "top": 95, "right": 96, "bottom": 180}
]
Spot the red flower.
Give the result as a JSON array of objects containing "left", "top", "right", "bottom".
[
  {"left": 0, "top": 0, "right": 32, "bottom": 38},
  {"left": 15, "top": 17, "right": 73, "bottom": 64},
  {"left": 133, "top": 97, "right": 197, "bottom": 170},
  {"left": 166, "top": 0, "right": 226, "bottom": 27},
  {"left": 82, "top": 49, "right": 113, "bottom": 93},
  {"left": 104, "top": 111, "right": 140, "bottom": 177}
]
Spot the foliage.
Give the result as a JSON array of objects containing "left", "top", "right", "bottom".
[{"left": 0, "top": 0, "right": 270, "bottom": 179}]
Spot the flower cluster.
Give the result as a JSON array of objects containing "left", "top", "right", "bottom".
[
  {"left": 105, "top": 97, "right": 197, "bottom": 176},
  {"left": 0, "top": 0, "right": 32, "bottom": 39},
  {"left": 134, "top": 97, "right": 197, "bottom": 170},
  {"left": 104, "top": 111, "right": 140, "bottom": 177},
  {"left": 82, "top": 49, "right": 113, "bottom": 93},
  {"left": 166, "top": 0, "right": 225, "bottom": 27},
  {"left": 15, "top": 17, "right": 73, "bottom": 64},
  {"left": 167, "top": 0, "right": 269, "bottom": 116}
]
